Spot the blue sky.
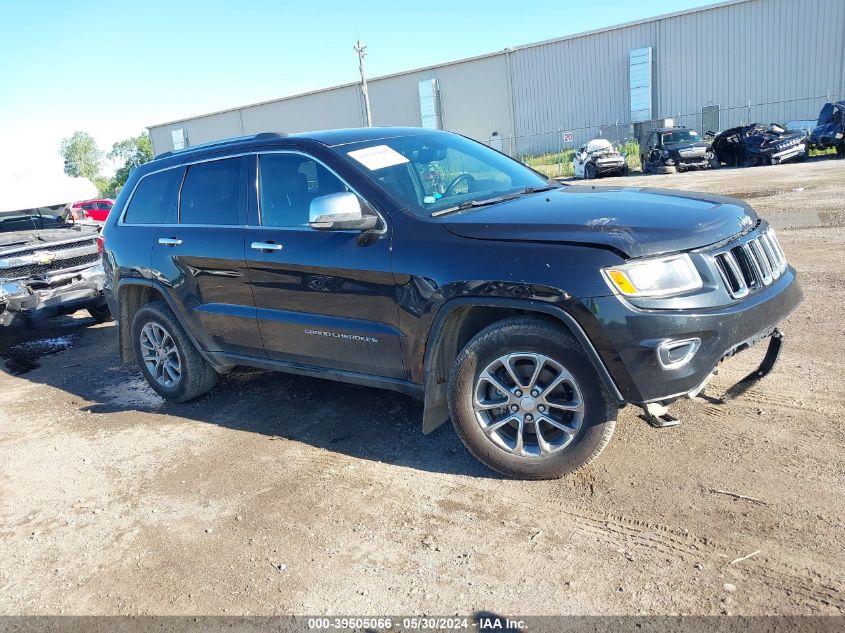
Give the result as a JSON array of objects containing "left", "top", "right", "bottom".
[{"left": 0, "top": 0, "right": 714, "bottom": 173}]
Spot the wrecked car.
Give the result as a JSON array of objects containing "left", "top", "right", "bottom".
[
  {"left": 809, "top": 100, "right": 845, "bottom": 155},
  {"left": 712, "top": 123, "right": 808, "bottom": 167},
  {"left": 103, "top": 128, "right": 802, "bottom": 479},
  {"left": 0, "top": 206, "right": 111, "bottom": 327},
  {"left": 572, "top": 139, "right": 628, "bottom": 179},
  {"left": 640, "top": 127, "right": 718, "bottom": 173}
]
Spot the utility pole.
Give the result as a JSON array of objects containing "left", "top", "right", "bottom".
[{"left": 354, "top": 40, "right": 373, "bottom": 127}]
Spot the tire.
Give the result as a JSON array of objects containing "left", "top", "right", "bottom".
[
  {"left": 706, "top": 151, "right": 720, "bottom": 169},
  {"left": 837, "top": 143, "right": 845, "bottom": 156},
  {"left": 620, "top": 164, "right": 629, "bottom": 177},
  {"left": 447, "top": 317, "right": 617, "bottom": 479},
  {"left": 87, "top": 301, "right": 113, "bottom": 323},
  {"left": 584, "top": 163, "right": 597, "bottom": 180},
  {"left": 131, "top": 301, "right": 218, "bottom": 402}
]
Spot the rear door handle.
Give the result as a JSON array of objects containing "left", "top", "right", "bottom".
[
  {"left": 158, "top": 238, "right": 182, "bottom": 246},
  {"left": 251, "top": 241, "right": 283, "bottom": 252}
]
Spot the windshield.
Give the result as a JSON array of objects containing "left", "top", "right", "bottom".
[
  {"left": 339, "top": 132, "right": 551, "bottom": 216},
  {"left": 0, "top": 209, "right": 67, "bottom": 233},
  {"left": 661, "top": 129, "right": 701, "bottom": 145}
]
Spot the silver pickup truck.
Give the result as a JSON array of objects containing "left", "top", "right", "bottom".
[{"left": 0, "top": 207, "right": 110, "bottom": 327}]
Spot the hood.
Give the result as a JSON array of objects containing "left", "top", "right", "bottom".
[
  {"left": 665, "top": 140, "right": 711, "bottom": 152},
  {"left": 0, "top": 224, "right": 98, "bottom": 251},
  {"left": 440, "top": 186, "right": 758, "bottom": 258}
]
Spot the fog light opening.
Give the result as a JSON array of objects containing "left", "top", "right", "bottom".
[{"left": 657, "top": 338, "right": 701, "bottom": 370}]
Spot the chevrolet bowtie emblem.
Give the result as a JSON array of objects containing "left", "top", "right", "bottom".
[{"left": 38, "top": 253, "right": 57, "bottom": 264}]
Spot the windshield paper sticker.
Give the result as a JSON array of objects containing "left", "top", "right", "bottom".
[{"left": 347, "top": 145, "right": 409, "bottom": 171}]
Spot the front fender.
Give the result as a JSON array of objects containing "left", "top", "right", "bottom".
[{"left": 420, "top": 295, "right": 625, "bottom": 434}]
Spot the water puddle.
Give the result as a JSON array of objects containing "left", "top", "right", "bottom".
[
  {"left": 2, "top": 335, "right": 77, "bottom": 375},
  {"left": 94, "top": 374, "right": 165, "bottom": 410}
]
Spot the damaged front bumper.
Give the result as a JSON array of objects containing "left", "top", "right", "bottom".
[{"left": 0, "top": 263, "right": 106, "bottom": 327}]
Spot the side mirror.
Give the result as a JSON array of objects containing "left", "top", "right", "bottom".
[{"left": 309, "top": 192, "right": 378, "bottom": 232}]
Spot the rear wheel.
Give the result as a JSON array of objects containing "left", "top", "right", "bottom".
[
  {"left": 447, "top": 317, "right": 617, "bottom": 479},
  {"left": 131, "top": 301, "right": 218, "bottom": 402}
]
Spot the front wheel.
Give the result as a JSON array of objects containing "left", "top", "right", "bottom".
[
  {"left": 131, "top": 301, "right": 218, "bottom": 402},
  {"left": 584, "top": 163, "right": 597, "bottom": 180},
  {"left": 87, "top": 300, "right": 113, "bottom": 323},
  {"left": 447, "top": 317, "right": 617, "bottom": 479},
  {"left": 837, "top": 143, "right": 845, "bottom": 156}
]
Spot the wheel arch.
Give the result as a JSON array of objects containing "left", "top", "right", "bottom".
[
  {"left": 115, "top": 279, "right": 227, "bottom": 372},
  {"left": 421, "top": 297, "right": 624, "bottom": 434}
]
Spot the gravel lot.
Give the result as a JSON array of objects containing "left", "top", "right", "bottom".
[{"left": 1, "top": 158, "right": 843, "bottom": 616}]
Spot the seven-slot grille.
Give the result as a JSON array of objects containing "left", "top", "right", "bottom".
[{"left": 713, "top": 229, "right": 788, "bottom": 299}]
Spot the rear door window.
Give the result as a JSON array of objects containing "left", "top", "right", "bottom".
[
  {"left": 123, "top": 168, "right": 182, "bottom": 225},
  {"left": 180, "top": 158, "right": 242, "bottom": 225}
]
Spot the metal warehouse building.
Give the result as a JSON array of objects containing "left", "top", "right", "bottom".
[{"left": 148, "top": 0, "right": 845, "bottom": 157}]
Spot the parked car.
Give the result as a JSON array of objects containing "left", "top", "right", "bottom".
[
  {"left": 809, "top": 100, "right": 845, "bottom": 155},
  {"left": 712, "top": 123, "right": 808, "bottom": 167},
  {"left": 102, "top": 128, "right": 803, "bottom": 479},
  {"left": 70, "top": 199, "right": 114, "bottom": 223},
  {"left": 572, "top": 139, "right": 628, "bottom": 179},
  {"left": 1, "top": 206, "right": 111, "bottom": 327},
  {"left": 640, "top": 127, "right": 718, "bottom": 173}
]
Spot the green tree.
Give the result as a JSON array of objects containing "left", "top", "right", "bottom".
[
  {"left": 108, "top": 132, "right": 153, "bottom": 196},
  {"left": 59, "top": 131, "right": 103, "bottom": 180}
]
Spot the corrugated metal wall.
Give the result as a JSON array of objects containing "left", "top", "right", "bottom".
[
  {"left": 149, "top": 0, "right": 845, "bottom": 157},
  {"left": 368, "top": 55, "right": 512, "bottom": 144}
]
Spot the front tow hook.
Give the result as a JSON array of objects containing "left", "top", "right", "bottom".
[{"left": 719, "top": 329, "right": 784, "bottom": 403}]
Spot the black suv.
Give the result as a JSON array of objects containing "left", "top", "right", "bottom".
[
  {"left": 640, "top": 127, "right": 719, "bottom": 173},
  {"left": 102, "top": 128, "right": 803, "bottom": 479}
]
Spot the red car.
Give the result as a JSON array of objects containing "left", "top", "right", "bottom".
[{"left": 69, "top": 199, "right": 113, "bottom": 222}]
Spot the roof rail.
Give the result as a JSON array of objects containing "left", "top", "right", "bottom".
[{"left": 156, "top": 131, "right": 288, "bottom": 159}]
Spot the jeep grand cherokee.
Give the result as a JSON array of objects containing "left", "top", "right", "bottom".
[{"left": 101, "top": 128, "right": 803, "bottom": 479}]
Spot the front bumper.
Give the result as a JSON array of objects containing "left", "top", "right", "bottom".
[
  {"left": 574, "top": 268, "right": 803, "bottom": 404},
  {"left": 769, "top": 145, "right": 806, "bottom": 164},
  {"left": 594, "top": 159, "right": 625, "bottom": 175},
  {"left": 0, "top": 263, "right": 106, "bottom": 326}
]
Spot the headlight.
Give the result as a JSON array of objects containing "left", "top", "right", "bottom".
[{"left": 603, "top": 254, "right": 703, "bottom": 298}]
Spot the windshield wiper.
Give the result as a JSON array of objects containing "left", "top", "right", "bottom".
[
  {"left": 430, "top": 193, "right": 522, "bottom": 217},
  {"left": 519, "top": 185, "right": 559, "bottom": 194},
  {"left": 430, "top": 185, "right": 561, "bottom": 218}
]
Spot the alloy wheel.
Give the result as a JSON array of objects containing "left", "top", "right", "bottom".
[
  {"left": 473, "top": 352, "right": 584, "bottom": 457},
  {"left": 140, "top": 322, "right": 182, "bottom": 389}
]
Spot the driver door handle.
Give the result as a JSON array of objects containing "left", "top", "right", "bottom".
[
  {"left": 158, "top": 237, "right": 182, "bottom": 246},
  {"left": 251, "top": 241, "right": 283, "bottom": 252}
]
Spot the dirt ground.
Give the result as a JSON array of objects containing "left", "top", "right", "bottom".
[{"left": 1, "top": 158, "right": 843, "bottom": 617}]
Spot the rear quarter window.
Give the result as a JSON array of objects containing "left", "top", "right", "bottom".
[{"left": 123, "top": 168, "right": 183, "bottom": 225}]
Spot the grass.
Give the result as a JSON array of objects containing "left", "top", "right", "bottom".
[{"left": 521, "top": 141, "right": 642, "bottom": 178}]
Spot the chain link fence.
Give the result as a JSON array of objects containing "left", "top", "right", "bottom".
[{"left": 486, "top": 93, "right": 841, "bottom": 178}]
